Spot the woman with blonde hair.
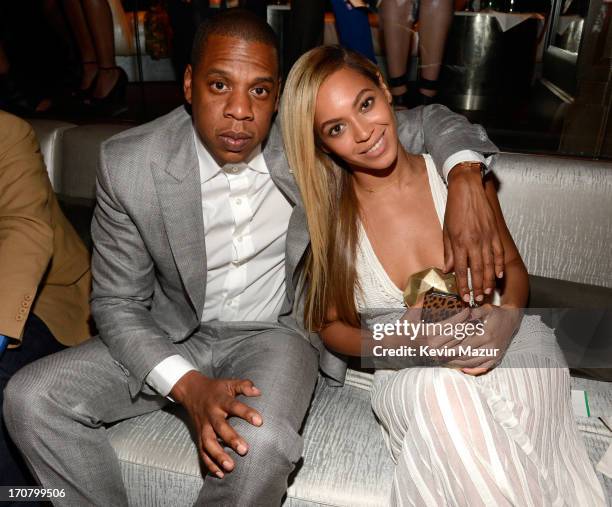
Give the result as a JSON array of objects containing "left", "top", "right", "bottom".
[{"left": 280, "top": 45, "right": 605, "bottom": 506}]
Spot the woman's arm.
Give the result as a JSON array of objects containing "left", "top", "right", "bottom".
[
  {"left": 482, "top": 177, "right": 529, "bottom": 308},
  {"left": 319, "top": 305, "right": 364, "bottom": 357}
]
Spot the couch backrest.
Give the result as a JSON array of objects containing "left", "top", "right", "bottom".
[
  {"left": 494, "top": 153, "right": 612, "bottom": 289},
  {"left": 61, "top": 124, "right": 133, "bottom": 200},
  {"left": 29, "top": 118, "right": 612, "bottom": 290},
  {"left": 30, "top": 119, "right": 77, "bottom": 192}
]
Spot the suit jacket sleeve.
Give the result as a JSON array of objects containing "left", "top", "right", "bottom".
[
  {"left": 90, "top": 145, "right": 180, "bottom": 393},
  {"left": 0, "top": 114, "right": 54, "bottom": 343},
  {"left": 396, "top": 104, "right": 499, "bottom": 178}
]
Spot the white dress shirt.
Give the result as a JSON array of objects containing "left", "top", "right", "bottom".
[
  {"left": 146, "top": 132, "right": 292, "bottom": 396},
  {"left": 146, "top": 134, "right": 488, "bottom": 397}
]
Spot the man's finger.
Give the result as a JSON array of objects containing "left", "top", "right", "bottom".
[
  {"left": 201, "top": 448, "right": 224, "bottom": 478},
  {"left": 233, "top": 379, "right": 261, "bottom": 398},
  {"left": 443, "top": 229, "right": 454, "bottom": 273},
  {"left": 214, "top": 412, "right": 249, "bottom": 456},
  {"left": 226, "top": 398, "right": 262, "bottom": 427},
  {"left": 453, "top": 247, "right": 470, "bottom": 303},
  {"left": 202, "top": 422, "right": 235, "bottom": 472},
  {"left": 482, "top": 245, "right": 496, "bottom": 296},
  {"left": 467, "top": 246, "right": 484, "bottom": 303},
  {"left": 492, "top": 235, "right": 505, "bottom": 279}
]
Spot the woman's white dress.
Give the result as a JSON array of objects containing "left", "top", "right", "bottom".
[{"left": 355, "top": 155, "right": 606, "bottom": 506}]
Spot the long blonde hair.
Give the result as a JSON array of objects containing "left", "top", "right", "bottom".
[{"left": 280, "top": 45, "right": 383, "bottom": 331}]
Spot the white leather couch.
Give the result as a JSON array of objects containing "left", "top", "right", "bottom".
[{"left": 30, "top": 117, "right": 612, "bottom": 506}]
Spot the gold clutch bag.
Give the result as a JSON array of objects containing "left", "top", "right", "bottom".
[{"left": 403, "top": 267, "right": 469, "bottom": 323}]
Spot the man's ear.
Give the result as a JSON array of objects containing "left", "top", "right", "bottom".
[
  {"left": 376, "top": 72, "right": 393, "bottom": 105},
  {"left": 184, "top": 64, "right": 193, "bottom": 105}
]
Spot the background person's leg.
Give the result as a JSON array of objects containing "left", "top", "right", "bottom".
[
  {"left": 196, "top": 327, "right": 319, "bottom": 506},
  {"left": 0, "top": 314, "right": 65, "bottom": 503},
  {"left": 379, "top": 0, "right": 414, "bottom": 98},
  {"left": 417, "top": 0, "right": 453, "bottom": 98},
  {"left": 61, "top": 0, "right": 98, "bottom": 92},
  {"left": 330, "top": 0, "right": 377, "bottom": 63},
  {"left": 80, "top": 0, "right": 120, "bottom": 99}
]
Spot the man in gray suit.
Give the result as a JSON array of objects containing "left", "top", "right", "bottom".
[{"left": 4, "top": 9, "right": 498, "bottom": 507}]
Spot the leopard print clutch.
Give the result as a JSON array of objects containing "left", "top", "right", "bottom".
[{"left": 420, "top": 288, "right": 468, "bottom": 323}]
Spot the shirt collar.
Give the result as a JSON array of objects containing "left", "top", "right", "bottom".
[{"left": 193, "top": 131, "right": 268, "bottom": 184}]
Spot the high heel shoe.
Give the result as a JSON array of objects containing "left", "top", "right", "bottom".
[
  {"left": 85, "top": 66, "right": 128, "bottom": 117},
  {"left": 71, "top": 61, "right": 98, "bottom": 101},
  {"left": 388, "top": 73, "right": 411, "bottom": 109},
  {"left": 413, "top": 77, "right": 440, "bottom": 106}
]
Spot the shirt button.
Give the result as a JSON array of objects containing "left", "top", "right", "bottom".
[
  {"left": 16, "top": 315, "right": 24, "bottom": 321},
  {"left": 18, "top": 308, "right": 26, "bottom": 314},
  {"left": 235, "top": 198, "right": 242, "bottom": 205},
  {"left": 237, "top": 236, "right": 243, "bottom": 242},
  {"left": 232, "top": 166, "right": 239, "bottom": 173},
  {"left": 24, "top": 295, "right": 33, "bottom": 301},
  {"left": 21, "top": 301, "right": 29, "bottom": 308}
]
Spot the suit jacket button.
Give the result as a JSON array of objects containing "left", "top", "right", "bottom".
[
  {"left": 21, "top": 301, "right": 29, "bottom": 308},
  {"left": 24, "top": 295, "right": 33, "bottom": 301},
  {"left": 16, "top": 315, "right": 24, "bottom": 321}
]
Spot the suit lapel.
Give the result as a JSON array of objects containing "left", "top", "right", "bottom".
[
  {"left": 263, "top": 120, "right": 310, "bottom": 303},
  {"left": 151, "top": 110, "right": 206, "bottom": 315}
]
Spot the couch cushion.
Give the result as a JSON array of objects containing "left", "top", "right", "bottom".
[
  {"left": 29, "top": 119, "right": 77, "bottom": 192},
  {"left": 107, "top": 378, "right": 393, "bottom": 507},
  {"left": 107, "top": 370, "right": 611, "bottom": 506}
]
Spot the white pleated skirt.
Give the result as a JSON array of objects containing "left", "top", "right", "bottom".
[{"left": 371, "top": 315, "right": 606, "bottom": 506}]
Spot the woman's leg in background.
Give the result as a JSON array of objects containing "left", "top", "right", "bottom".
[
  {"left": 330, "top": 0, "right": 377, "bottom": 63},
  {"left": 417, "top": 0, "right": 453, "bottom": 98},
  {"left": 80, "top": 0, "right": 119, "bottom": 99},
  {"left": 379, "top": 0, "right": 414, "bottom": 98},
  {"left": 61, "top": 0, "right": 98, "bottom": 92}
]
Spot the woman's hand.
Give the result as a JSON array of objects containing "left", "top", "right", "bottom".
[
  {"left": 370, "top": 306, "right": 473, "bottom": 368},
  {"left": 452, "top": 304, "right": 523, "bottom": 375}
]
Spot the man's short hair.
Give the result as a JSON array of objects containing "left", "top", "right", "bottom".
[{"left": 191, "top": 9, "right": 280, "bottom": 72}]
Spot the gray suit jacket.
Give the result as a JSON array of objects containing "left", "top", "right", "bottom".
[{"left": 91, "top": 105, "right": 498, "bottom": 396}]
